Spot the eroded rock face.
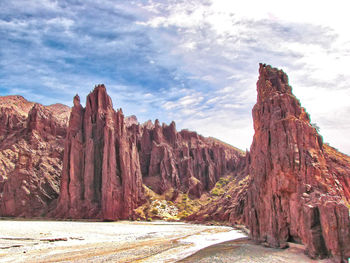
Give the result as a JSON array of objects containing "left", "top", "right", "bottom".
[
  {"left": 138, "top": 120, "right": 244, "bottom": 197},
  {"left": 0, "top": 96, "right": 70, "bottom": 217},
  {"left": 246, "top": 64, "right": 350, "bottom": 261},
  {"left": 56, "top": 85, "right": 244, "bottom": 220},
  {"left": 55, "top": 85, "right": 144, "bottom": 220}
]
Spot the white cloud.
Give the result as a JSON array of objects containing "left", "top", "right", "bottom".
[
  {"left": 2, "top": 0, "right": 350, "bottom": 155},
  {"left": 135, "top": 0, "right": 350, "bottom": 154}
]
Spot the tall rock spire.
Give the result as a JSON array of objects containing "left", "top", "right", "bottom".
[
  {"left": 246, "top": 64, "right": 350, "bottom": 261},
  {"left": 55, "top": 84, "right": 144, "bottom": 220}
]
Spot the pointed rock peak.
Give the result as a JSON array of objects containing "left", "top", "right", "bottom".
[
  {"left": 257, "top": 63, "right": 291, "bottom": 102},
  {"left": 86, "top": 84, "right": 113, "bottom": 111},
  {"left": 125, "top": 115, "right": 138, "bottom": 127},
  {"left": 170, "top": 121, "right": 176, "bottom": 129},
  {"left": 154, "top": 119, "right": 160, "bottom": 127},
  {"left": 142, "top": 120, "right": 154, "bottom": 129},
  {"left": 73, "top": 94, "right": 81, "bottom": 107}
]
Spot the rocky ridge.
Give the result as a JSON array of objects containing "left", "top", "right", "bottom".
[
  {"left": 55, "top": 85, "right": 244, "bottom": 220},
  {"left": 245, "top": 64, "right": 350, "bottom": 261},
  {"left": 187, "top": 64, "right": 350, "bottom": 262},
  {"left": 0, "top": 65, "right": 349, "bottom": 262},
  {"left": 0, "top": 95, "right": 70, "bottom": 217}
]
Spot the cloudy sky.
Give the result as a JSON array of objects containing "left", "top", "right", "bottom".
[{"left": 1, "top": 0, "right": 350, "bottom": 154}]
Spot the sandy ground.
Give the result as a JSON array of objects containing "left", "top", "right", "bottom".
[
  {"left": 179, "top": 238, "right": 332, "bottom": 263},
  {"left": 0, "top": 220, "right": 246, "bottom": 262}
]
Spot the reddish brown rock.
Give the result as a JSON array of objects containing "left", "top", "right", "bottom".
[
  {"left": 186, "top": 151, "right": 249, "bottom": 224},
  {"left": 138, "top": 120, "right": 244, "bottom": 197},
  {"left": 55, "top": 85, "right": 144, "bottom": 220},
  {"left": 55, "top": 85, "right": 244, "bottom": 219},
  {"left": 0, "top": 96, "right": 70, "bottom": 217},
  {"left": 245, "top": 64, "right": 350, "bottom": 261}
]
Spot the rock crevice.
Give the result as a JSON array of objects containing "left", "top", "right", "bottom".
[{"left": 246, "top": 64, "right": 350, "bottom": 261}]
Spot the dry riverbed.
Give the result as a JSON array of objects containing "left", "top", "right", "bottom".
[
  {"left": 0, "top": 220, "right": 331, "bottom": 263},
  {"left": 0, "top": 220, "right": 246, "bottom": 262}
]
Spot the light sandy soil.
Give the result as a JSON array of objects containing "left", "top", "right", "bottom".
[
  {"left": 0, "top": 220, "right": 245, "bottom": 262},
  {"left": 0, "top": 220, "right": 334, "bottom": 263},
  {"left": 179, "top": 238, "right": 332, "bottom": 263}
]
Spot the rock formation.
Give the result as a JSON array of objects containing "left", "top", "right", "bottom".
[
  {"left": 186, "top": 152, "right": 249, "bottom": 224},
  {"left": 1, "top": 65, "right": 349, "bottom": 262},
  {"left": 245, "top": 64, "right": 350, "bottom": 261},
  {"left": 0, "top": 96, "right": 70, "bottom": 217},
  {"left": 137, "top": 120, "right": 244, "bottom": 197},
  {"left": 55, "top": 85, "right": 244, "bottom": 220},
  {"left": 55, "top": 85, "right": 144, "bottom": 220}
]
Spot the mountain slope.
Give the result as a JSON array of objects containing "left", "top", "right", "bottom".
[{"left": 0, "top": 95, "right": 70, "bottom": 217}]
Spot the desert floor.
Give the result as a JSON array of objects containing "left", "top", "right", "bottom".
[
  {"left": 0, "top": 220, "right": 328, "bottom": 262},
  {"left": 0, "top": 220, "right": 245, "bottom": 262}
]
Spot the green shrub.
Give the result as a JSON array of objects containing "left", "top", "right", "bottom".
[
  {"left": 178, "top": 211, "right": 190, "bottom": 219},
  {"left": 211, "top": 188, "right": 224, "bottom": 196},
  {"left": 151, "top": 208, "right": 158, "bottom": 215}
]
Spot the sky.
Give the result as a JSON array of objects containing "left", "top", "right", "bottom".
[{"left": 1, "top": 0, "right": 350, "bottom": 154}]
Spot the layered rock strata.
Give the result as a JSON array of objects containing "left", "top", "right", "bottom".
[{"left": 245, "top": 64, "right": 350, "bottom": 261}]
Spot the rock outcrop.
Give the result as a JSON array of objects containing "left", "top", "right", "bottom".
[
  {"left": 0, "top": 96, "right": 70, "bottom": 217},
  {"left": 2, "top": 65, "right": 349, "bottom": 262},
  {"left": 55, "top": 85, "right": 244, "bottom": 220},
  {"left": 138, "top": 121, "right": 244, "bottom": 197},
  {"left": 245, "top": 64, "right": 350, "bottom": 261},
  {"left": 55, "top": 85, "right": 144, "bottom": 220}
]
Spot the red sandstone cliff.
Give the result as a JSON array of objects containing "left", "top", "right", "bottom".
[
  {"left": 137, "top": 120, "right": 243, "bottom": 197},
  {"left": 55, "top": 85, "right": 144, "bottom": 220},
  {"left": 245, "top": 64, "right": 350, "bottom": 261},
  {"left": 0, "top": 96, "right": 70, "bottom": 217},
  {"left": 1, "top": 66, "right": 349, "bottom": 262},
  {"left": 55, "top": 85, "right": 244, "bottom": 220}
]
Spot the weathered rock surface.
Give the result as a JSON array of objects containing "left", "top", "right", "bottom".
[
  {"left": 55, "top": 85, "right": 244, "bottom": 220},
  {"left": 55, "top": 85, "right": 144, "bottom": 220},
  {"left": 245, "top": 64, "right": 350, "bottom": 261},
  {"left": 138, "top": 120, "right": 244, "bottom": 197},
  {"left": 1, "top": 65, "right": 349, "bottom": 262},
  {"left": 0, "top": 96, "right": 70, "bottom": 217},
  {"left": 186, "top": 152, "right": 249, "bottom": 224}
]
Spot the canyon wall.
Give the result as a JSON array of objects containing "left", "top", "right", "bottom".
[
  {"left": 55, "top": 86, "right": 144, "bottom": 220},
  {"left": 245, "top": 64, "right": 350, "bottom": 261},
  {"left": 1, "top": 65, "right": 349, "bottom": 262},
  {"left": 55, "top": 85, "right": 244, "bottom": 220},
  {"left": 0, "top": 96, "right": 70, "bottom": 217}
]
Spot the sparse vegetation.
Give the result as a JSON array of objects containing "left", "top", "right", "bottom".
[
  {"left": 132, "top": 174, "right": 245, "bottom": 221},
  {"left": 151, "top": 208, "right": 158, "bottom": 215}
]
